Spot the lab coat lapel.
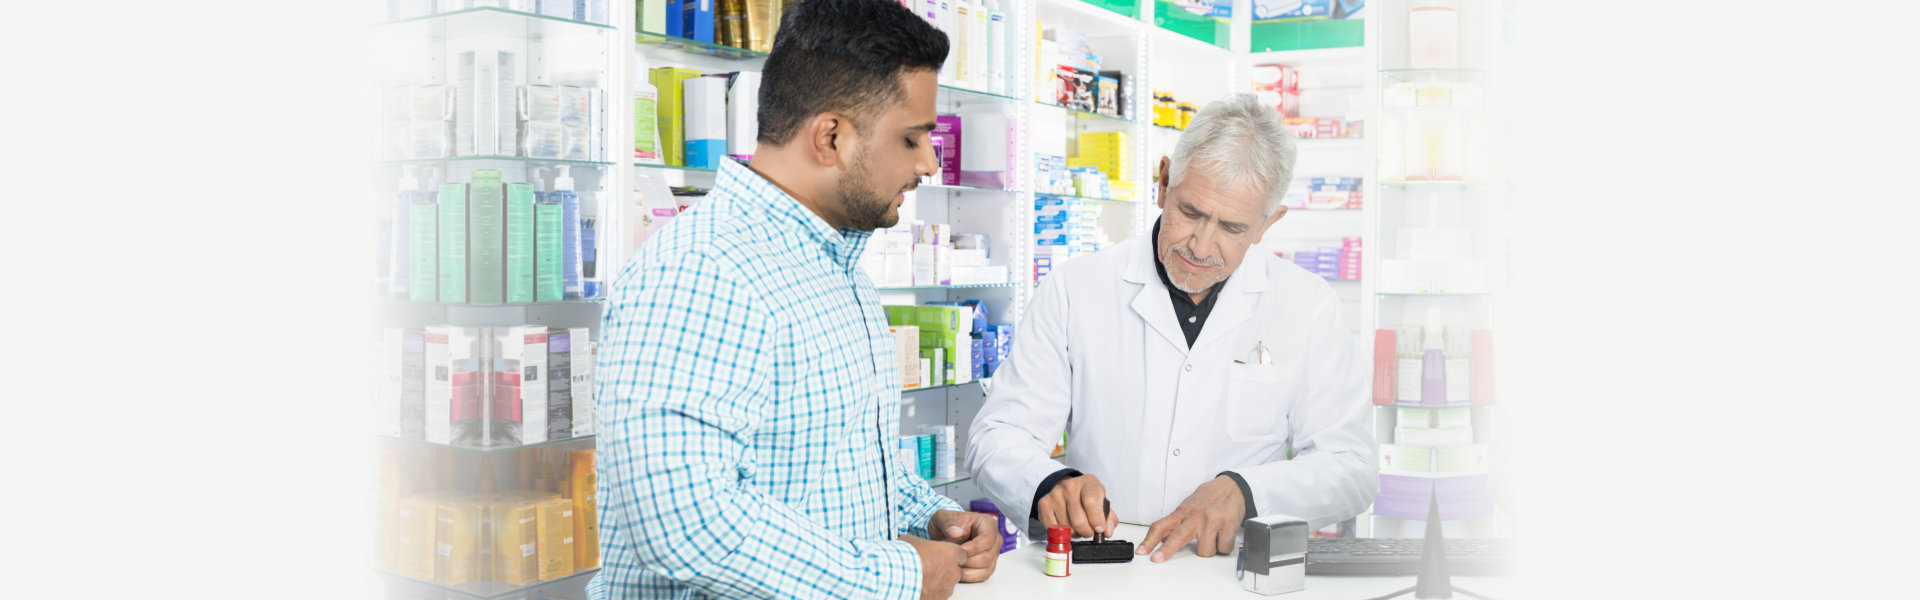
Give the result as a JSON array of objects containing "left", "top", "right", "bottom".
[
  {"left": 1190, "top": 255, "right": 1271, "bottom": 357},
  {"left": 1121, "top": 238, "right": 1189, "bottom": 355}
]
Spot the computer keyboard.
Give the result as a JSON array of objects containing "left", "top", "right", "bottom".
[{"left": 1305, "top": 538, "right": 1514, "bottom": 576}]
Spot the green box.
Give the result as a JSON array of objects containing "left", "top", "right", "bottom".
[
  {"left": 916, "top": 434, "right": 935, "bottom": 479},
  {"left": 407, "top": 199, "right": 438, "bottom": 302},
  {"left": 1250, "top": 18, "right": 1364, "bottom": 53},
  {"left": 436, "top": 183, "right": 468, "bottom": 304},
  {"left": 650, "top": 67, "right": 702, "bottom": 167},
  {"left": 534, "top": 199, "right": 565, "bottom": 302},
  {"left": 910, "top": 306, "right": 966, "bottom": 333},
  {"left": 918, "top": 331, "right": 970, "bottom": 384},
  {"left": 504, "top": 183, "right": 537, "bottom": 303},
  {"left": 466, "top": 170, "right": 504, "bottom": 306}
]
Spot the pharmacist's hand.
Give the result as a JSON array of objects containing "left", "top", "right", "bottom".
[
  {"left": 1037, "top": 474, "right": 1119, "bottom": 538},
  {"left": 1137, "top": 475, "right": 1245, "bottom": 562},
  {"left": 929, "top": 510, "right": 1002, "bottom": 582},
  {"left": 902, "top": 534, "right": 964, "bottom": 600}
]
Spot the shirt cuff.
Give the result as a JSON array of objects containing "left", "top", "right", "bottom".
[
  {"left": 1218, "top": 470, "right": 1257, "bottom": 522},
  {"left": 1027, "top": 468, "right": 1083, "bottom": 520}
]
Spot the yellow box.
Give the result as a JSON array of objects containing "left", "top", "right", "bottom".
[
  {"left": 535, "top": 497, "right": 575, "bottom": 580},
  {"left": 570, "top": 449, "right": 600, "bottom": 569},
  {"left": 492, "top": 501, "right": 541, "bottom": 586},
  {"left": 433, "top": 501, "right": 484, "bottom": 585},
  {"left": 395, "top": 497, "right": 437, "bottom": 581}
]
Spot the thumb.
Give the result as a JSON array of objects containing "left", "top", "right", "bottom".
[
  {"left": 951, "top": 541, "right": 968, "bottom": 566},
  {"left": 946, "top": 516, "right": 971, "bottom": 539}
]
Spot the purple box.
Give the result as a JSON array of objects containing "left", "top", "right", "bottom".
[
  {"left": 1379, "top": 473, "right": 1489, "bottom": 498},
  {"left": 934, "top": 115, "right": 962, "bottom": 185},
  {"left": 1371, "top": 491, "right": 1496, "bottom": 520},
  {"left": 968, "top": 498, "right": 1022, "bottom": 554}
]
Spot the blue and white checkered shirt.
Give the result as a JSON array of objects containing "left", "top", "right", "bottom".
[{"left": 589, "top": 159, "right": 959, "bottom": 599}]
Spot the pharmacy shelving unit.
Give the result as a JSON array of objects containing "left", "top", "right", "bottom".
[
  {"left": 368, "top": 6, "right": 626, "bottom": 599},
  {"left": 1244, "top": 42, "right": 1374, "bottom": 342},
  {"left": 1361, "top": 0, "right": 1511, "bottom": 540},
  {"left": 614, "top": 0, "right": 1379, "bottom": 511}
]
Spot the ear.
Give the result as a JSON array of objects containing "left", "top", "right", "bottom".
[
  {"left": 1155, "top": 156, "right": 1171, "bottom": 210},
  {"left": 1266, "top": 204, "right": 1288, "bottom": 229},
  {"left": 806, "top": 112, "right": 847, "bottom": 168}
]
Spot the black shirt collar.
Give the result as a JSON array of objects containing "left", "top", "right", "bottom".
[{"left": 1151, "top": 218, "right": 1225, "bottom": 348}]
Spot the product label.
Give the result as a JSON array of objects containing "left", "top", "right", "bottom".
[{"left": 1044, "top": 553, "right": 1070, "bottom": 577}]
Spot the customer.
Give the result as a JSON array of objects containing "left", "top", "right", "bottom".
[
  {"left": 967, "top": 93, "right": 1377, "bottom": 562},
  {"left": 590, "top": 0, "right": 1001, "bottom": 598}
]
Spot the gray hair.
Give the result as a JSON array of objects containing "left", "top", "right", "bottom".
[{"left": 1167, "top": 93, "right": 1298, "bottom": 216}]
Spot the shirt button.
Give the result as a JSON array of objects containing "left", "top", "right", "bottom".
[
  {"left": 1184, "top": 364, "right": 1193, "bottom": 372},
  {"left": 1173, "top": 448, "right": 1181, "bottom": 456}
]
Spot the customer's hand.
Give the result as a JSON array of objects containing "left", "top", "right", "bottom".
[
  {"left": 1036, "top": 473, "right": 1119, "bottom": 537},
  {"left": 929, "top": 510, "right": 1002, "bottom": 582},
  {"left": 901, "top": 534, "right": 964, "bottom": 599},
  {"left": 1136, "top": 475, "right": 1245, "bottom": 561}
]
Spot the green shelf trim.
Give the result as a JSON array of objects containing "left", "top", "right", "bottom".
[{"left": 1250, "top": 18, "right": 1364, "bottom": 52}]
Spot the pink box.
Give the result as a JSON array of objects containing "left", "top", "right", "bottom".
[{"left": 1372, "top": 329, "right": 1396, "bottom": 405}]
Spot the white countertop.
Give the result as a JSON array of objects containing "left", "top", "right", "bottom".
[{"left": 950, "top": 524, "right": 1513, "bottom": 600}]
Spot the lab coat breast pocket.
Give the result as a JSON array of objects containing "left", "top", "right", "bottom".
[{"left": 1225, "top": 363, "right": 1293, "bottom": 442}]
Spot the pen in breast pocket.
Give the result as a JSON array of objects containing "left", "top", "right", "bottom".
[{"left": 1241, "top": 341, "right": 1271, "bottom": 365}]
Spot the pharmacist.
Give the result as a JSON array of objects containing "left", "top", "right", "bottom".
[{"left": 967, "top": 93, "right": 1377, "bottom": 563}]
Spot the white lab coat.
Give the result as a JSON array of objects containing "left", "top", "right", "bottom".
[{"left": 967, "top": 234, "right": 1377, "bottom": 535}]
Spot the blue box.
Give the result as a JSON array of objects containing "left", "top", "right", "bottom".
[
  {"left": 665, "top": 0, "right": 683, "bottom": 37},
  {"left": 1310, "top": 177, "right": 1362, "bottom": 188},
  {"left": 681, "top": 0, "right": 713, "bottom": 42}
]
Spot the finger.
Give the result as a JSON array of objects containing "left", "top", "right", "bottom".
[
  {"left": 960, "top": 565, "right": 995, "bottom": 583},
  {"left": 1217, "top": 524, "right": 1237, "bottom": 556},
  {"left": 948, "top": 542, "right": 968, "bottom": 567},
  {"left": 1153, "top": 521, "right": 1199, "bottom": 562},
  {"left": 943, "top": 513, "right": 971, "bottom": 541},
  {"left": 1079, "top": 489, "right": 1107, "bottom": 536},
  {"left": 1195, "top": 521, "right": 1217, "bottom": 557},
  {"left": 1065, "top": 490, "right": 1094, "bottom": 537},
  {"left": 1105, "top": 509, "right": 1120, "bottom": 536},
  {"left": 1137, "top": 516, "right": 1172, "bottom": 555},
  {"left": 1040, "top": 500, "right": 1062, "bottom": 529},
  {"left": 957, "top": 524, "right": 998, "bottom": 558}
]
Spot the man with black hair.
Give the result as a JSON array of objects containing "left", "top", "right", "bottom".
[{"left": 591, "top": 0, "right": 1000, "bottom": 598}]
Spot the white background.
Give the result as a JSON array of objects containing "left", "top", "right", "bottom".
[{"left": 7, "top": 1, "right": 1918, "bottom": 598}]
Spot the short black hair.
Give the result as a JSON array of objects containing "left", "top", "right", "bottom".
[{"left": 757, "top": 0, "right": 948, "bottom": 146}]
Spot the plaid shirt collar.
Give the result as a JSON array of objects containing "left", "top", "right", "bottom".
[{"left": 717, "top": 158, "right": 873, "bottom": 273}]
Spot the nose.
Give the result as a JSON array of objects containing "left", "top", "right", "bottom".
[{"left": 915, "top": 133, "right": 938, "bottom": 179}]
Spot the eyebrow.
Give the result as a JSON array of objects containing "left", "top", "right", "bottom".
[
  {"left": 907, "top": 122, "right": 939, "bottom": 134},
  {"left": 1179, "top": 200, "right": 1249, "bottom": 231}
]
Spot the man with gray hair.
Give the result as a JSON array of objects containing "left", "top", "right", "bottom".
[{"left": 966, "top": 93, "right": 1377, "bottom": 562}]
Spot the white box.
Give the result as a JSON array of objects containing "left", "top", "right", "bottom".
[
  {"left": 912, "top": 244, "right": 952, "bottom": 286},
  {"left": 951, "top": 248, "right": 988, "bottom": 267},
  {"left": 950, "top": 265, "right": 1008, "bottom": 285},
  {"left": 424, "top": 326, "right": 479, "bottom": 445},
  {"left": 1393, "top": 426, "right": 1474, "bottom": 449},
  {"left": 569, "top": 327, "right": 595, "bottom": 437},
  {"left": 498, "top": 326, "right": 549, "bottom": 444}
]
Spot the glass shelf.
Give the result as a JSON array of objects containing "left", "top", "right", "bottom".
[
  {"left": 381, "top": 156, "right": 616, "bottom": 167},
  {"left": 1032, "top": 101, "right": 1137, "bottom": 125},
  {"left": 378, "top": 297, "right": 606, "bottom": 306},
  {"left": 902, "top": 379, "right": 986, "bottom": 393},
  {"left": 878, "top": 283, "right": 1018, "bottom": 291},
  {"left": 636, "top": 32, "right": 768, "bottom": 60},
  {"left": 1152, "top": 124, "right": 1187, "bottom": 134},
  {"left": 918, "top": 182, "right": 1018, "bottom": 194},
  {"left": 636, "top": 162, "right": 718, "bottom": 174},
  {"left": 378, "top": 6, "right": 615, "bottom": 32},
  {"left": 1379, "top": 179, "right": 1488, "bottom": 188},
  {"left": 1375, "top": 291, "right": 1491, "bottom": 297},
  {"left": 938, "top": 84, "right": 1027, "bottom": 106},
  {"left": 926, "top": 475, "right": 973, "bottom": 489},
  {"left": 1037, "top": 192, "right": 1141, "bottom": 204},
  {"left": 376, "top": 567, "right": 599, "bottom": 600},
  {"left": 377, "top": 434, "right": 596, "bottom": 455}
]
